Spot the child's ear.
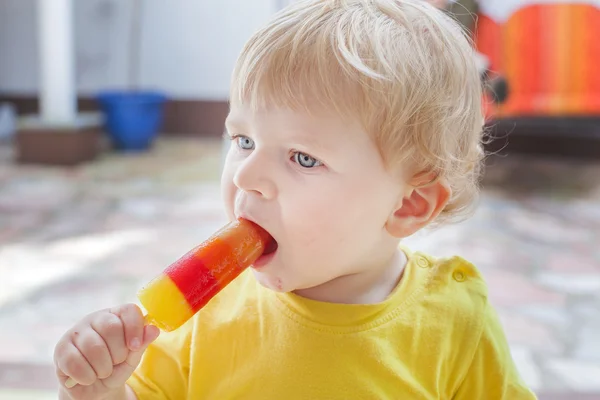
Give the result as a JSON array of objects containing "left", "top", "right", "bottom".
[{"left": 385, "top": 172, "right": 451, "bottom": 238}]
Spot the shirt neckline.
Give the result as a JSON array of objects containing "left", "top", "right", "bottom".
[{"left": 266, "top": 247, "right": 430, "bottom": 334}]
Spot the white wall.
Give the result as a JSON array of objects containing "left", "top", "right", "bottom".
[
  {"left": 0, "top": 0, "right": 277, "bottom": 100},
  {"left": 0, "top": 0, "right": 39, "bottom": 93}
]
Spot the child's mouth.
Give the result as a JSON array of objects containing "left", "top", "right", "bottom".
[
  {"left": 263, "top": 237, "right": 278, "bottom": 256},
  {"left": 254, "top": 236, "right": 278, "bottom": 268}
]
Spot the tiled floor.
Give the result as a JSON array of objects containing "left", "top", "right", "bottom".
[{"left": 0, "top": 137, "right": 599, "bottom": 398}]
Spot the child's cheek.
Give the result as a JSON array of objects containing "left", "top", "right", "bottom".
[
  {"left": 297, "top": 205, "right": 335, "bottom": 242},
  {"left": 221, "top": 189, "right": 234, "bottom": 220},
  {"left": 220, "top": 175, "right": 237, "bottom": 221}
]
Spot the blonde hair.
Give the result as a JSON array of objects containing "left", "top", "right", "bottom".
[{"left": 230, "top": 0, "right": 485, "bottom": 223}]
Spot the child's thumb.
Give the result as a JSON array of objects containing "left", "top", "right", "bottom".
[
  {"left": 101, "top": 325, "right": 160, "bottom": 389},
  {"left": 142, "top": 324, "right": 160, "bottom": 347},
  {"left": 126, "top": 325, "right": 160, "bottom": 366}
]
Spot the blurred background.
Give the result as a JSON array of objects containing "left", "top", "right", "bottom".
[{"left": 0, "top": 0, "right": 598, "bottom": 399}]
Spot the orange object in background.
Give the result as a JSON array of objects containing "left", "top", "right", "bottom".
[{"left": 475, "top": 3, "right": 600, "bottom": 119}]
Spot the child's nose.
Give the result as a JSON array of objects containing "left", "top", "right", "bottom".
[{"left": 233, "top": 152, "right": 277, "bottom": 199}]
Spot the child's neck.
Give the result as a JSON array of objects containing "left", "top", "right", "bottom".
[{"left": 293, "top": 249, "right": 407, "bottom": 304}]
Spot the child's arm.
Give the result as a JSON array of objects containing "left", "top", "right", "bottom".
[{"left": 453, "top": 304, "right": 538, "bottom": 399}]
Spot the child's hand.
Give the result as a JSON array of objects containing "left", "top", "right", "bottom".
[{"left": 54, "top": 304, "right": 160, "bottom": 400}]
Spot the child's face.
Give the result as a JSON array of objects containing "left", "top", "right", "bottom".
[{"left": 221, "top": 104, "right": 406, "bottom": 293}]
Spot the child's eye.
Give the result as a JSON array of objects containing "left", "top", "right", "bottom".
[
  {"left": 235, "top": 136, "right": 255, "bottom": 150},
  {"left": 292, "top": 152, "right": 322, "bottom": 168}
]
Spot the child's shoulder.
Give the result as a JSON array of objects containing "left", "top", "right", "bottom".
[
  {"left": 405, "top": 247, "right": 489, "bottom": 300},
  {"left": 418, "top": 250, "right": 487, "bottom": 295},
  {"left": 399, "top": 248, "right": 503, "bottom": 370},
  {"left": 402, "top": 247, "right": 493, "bottom": 337}
]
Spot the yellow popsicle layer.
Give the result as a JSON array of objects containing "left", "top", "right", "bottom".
[{"left": 138, "top": 274, "right": 194, "bottom": 332}]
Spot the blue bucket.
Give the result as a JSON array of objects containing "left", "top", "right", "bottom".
[{"left": 97, "top": 91, "right": 167, "bottom": 151}]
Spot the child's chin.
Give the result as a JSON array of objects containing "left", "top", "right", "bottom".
[{"left": 251, "top": 269, "right": 286, "bottom": 292}]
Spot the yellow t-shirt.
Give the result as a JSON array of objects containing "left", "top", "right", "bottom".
[{"left": 128, "top": 249, "right": 537, "bottom": 399}]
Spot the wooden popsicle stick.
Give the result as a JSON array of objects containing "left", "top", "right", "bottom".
[
  {"left": 64, "top": 314, "right": 153, "bottom": 389},
  {"left": 64, "top": 377, "right": 77, "bottom": 389}
]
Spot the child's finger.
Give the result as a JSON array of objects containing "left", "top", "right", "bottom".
[
  {"left": 142, "top": 324, "right": 160, "bottom": 346},
  {"left": 72, "top": 328, "right": 113, "bottom": 380},
  {"left": 91, "top": 311, "right": 128, "bottom": 365},
  {"left": 55, "top": 341, "right": 97, "bottom": 386},
  {"left": 55, "top": 364, "right": 76, "bottom": 389},
  {"left": 111, "top": 304, "right": 145, "bottom": 352},
  {"left": 101, "top": 325, "right": 160, "bottom": 389}
]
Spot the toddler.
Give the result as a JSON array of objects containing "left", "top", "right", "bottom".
[{"left": 55, "top": 0, "right": 536, "bottom": 398}]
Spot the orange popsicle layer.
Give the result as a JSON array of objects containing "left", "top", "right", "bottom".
[{"left": 138, "top": 218, "right": 272, "bottom": 331}]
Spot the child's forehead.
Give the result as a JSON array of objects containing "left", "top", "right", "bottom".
[{"left": 227, "top": 102, "right": 364, "bottom": 136}]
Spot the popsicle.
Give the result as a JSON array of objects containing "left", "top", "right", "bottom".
[
  {"left": 138, "top": 218, "right": 273, "bottom": 332},
  {"left": 65, "top": 218, "right": 272, "bottom": 389}
]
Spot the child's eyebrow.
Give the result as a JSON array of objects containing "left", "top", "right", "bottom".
[
  {"left": 286, "top": 131, "right": 332, "bottom": 154},
  {"left": 224, "top": 118, "right": 243, "bottom": 131},
  {"left": 224, "top": 117, "right": 332, "bottom": 153}
]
